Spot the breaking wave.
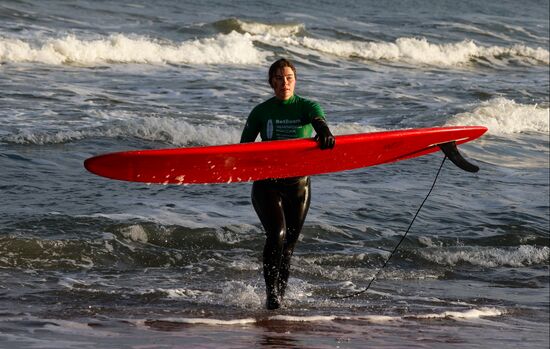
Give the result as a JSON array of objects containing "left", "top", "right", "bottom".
[
  {"left": 1, "top": 115, "right": 379, "bottom": 145},
  {"left": 142, "top": 307, "right": 504, "bottom": 326},
  {"left": 213, "top": 18, "right": 305, "bottom": 37},
  {"left": 3, "top": 98, "right": 545, "bottom": 146},
  {"left": 261, "top": 35, "right": 549, "bottom": 66},
  {"left": 1, "top": 25, "right": 547, "bottom": 67},
  {"left": 419, "top": 245, "right": 549, "bottom": 268},
  {"left": 1, "top": 116, "right": 243, "bottom": 145},
  {"left": 445, "top": 97, "right": 550, "bottom": 136},
  {"left": 0, "top": 32, "right": 266, "bottom": 65}
]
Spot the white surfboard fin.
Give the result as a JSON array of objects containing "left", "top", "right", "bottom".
[{"left": 438, "top": 141, "right": 479, "bottom": 173}]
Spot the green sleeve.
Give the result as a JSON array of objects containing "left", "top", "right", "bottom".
[
  {"left": 240, "top": 107, "right": 260, "bottom": 143},
  {"left": 302, "top": 99, "right": 326, "bottom": 124}
]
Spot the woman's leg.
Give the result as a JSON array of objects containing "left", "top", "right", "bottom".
[
  {"left": 278, "top": 177, "right": 311, "bottom": 300},
  {"left": 252, "top": 181, "right": 286, "bottom": 309}
]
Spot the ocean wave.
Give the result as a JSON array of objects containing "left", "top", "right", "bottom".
[
  {"left": 144, "top": 279, "right": 311, "bottom": 310},
  {"left": 146, "top": 281, "right": 264, "bottom": 309},
  {"left": 150, "top": 317, "right": 257, "bottom": 326},
  {"left": 211, "top": 18, "right": 549, "bottom": 67},
  {"left": 0, "top": 236, "right": 109, "bottom": 270},
  {"left": 8, "top": 100, "right": 545, "bottom": 147},
  {"left": 446, "top": 97, "right": 549, "bottom": 136},
  {"left": 2, "top": 30, "right": 547, "bottom": 68},
  {"left": 409, "top": 307, "right": 504, "bottom": 320},
  {"left": 332, "top": 122, "right": 385, "bottom": 135},
  {"left": 2, "top": 116, "right": 243, "bottom": 145},
  {"left": 145, "top": 307, "right": 503, "bottom": 327},
  {"left": 255, "top": 35, "right": 549, "bottom": 66},
  {"left": 213, "top": 18, "right": 305, "bottom": 37},
  {"left": 0, "top": 32, "right": 266, "bottom": 65},
  {"left": 293, "top": 253, "right": 445, "bottom": 282},
  {"left": 0, "top": 232, "right": 206, "bottom": 270},
  {"left": 1, "top": 117, "right": 380, "bottom": 146},
  {"left": 419, "top": 245, "right": 549, "bottom": 268},
  {"left": 116, "top": 223, "right": 262, "bottom": 249}
]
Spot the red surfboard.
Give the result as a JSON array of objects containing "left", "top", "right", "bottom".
[{"left": 84, "top": 126, "right": 487, "bottom": 184}]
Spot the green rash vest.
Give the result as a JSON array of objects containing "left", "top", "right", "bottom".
[{"left": 240, "top": 94, "right": 326, "bottom": 143}]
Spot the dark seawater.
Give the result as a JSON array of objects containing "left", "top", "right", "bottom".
[{"left": 0, "top": 0, "right": 548, "bottom": 348}]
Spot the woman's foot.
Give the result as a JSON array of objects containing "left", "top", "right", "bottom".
[{"left": 265, "top": 293, "right": 281, "bottom": 310}]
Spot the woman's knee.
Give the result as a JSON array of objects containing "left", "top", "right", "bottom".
[{"left": 265, "top": 226, "right": 286, "bottom": 248}]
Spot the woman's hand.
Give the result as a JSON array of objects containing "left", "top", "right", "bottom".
[{"left": 312, "top": 116, "right": 335, "bottom": 149}]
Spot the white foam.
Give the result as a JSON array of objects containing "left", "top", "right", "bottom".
[
  {"left": 85, "top": 212, "right": 208, "bottom": 229},
  {"left": 332, "top": 122, "right": 385, "bottom": 135},
  {"left": 446, "top": 97, "right": 549, "bottom": 136},
  {"left": 270, "top": 308, "right": 505, "bottom": 323},
  {"left": 417, "top": 236, "right": 443, "bottom": 248},
  {"left": 358, "top": 315, "right": 403, "bottom": 323},
  {"left": 2, "top": 128, "right": 90, "bottom": 145},
  {"left": 214, "top": 227, "right": 246, "bottom": 245},
  {"left": 157, "top": 288, "right": 216, "bottom": 299},
  {"left": 4, "top": 99, "right": 545, "bottom": 147},
  {"left": 368, "top": 289, "right": 475, "bottom": 307},
  {"left": 3, "top": 116, "right": 386, "bottom": 146},
  {"left": 269, "top": 315, "right": 340, "bottom": 322},
  {"left": 0, "top": 32, "right": 266, "bottom": 66},
  {"left": 256, "top": 35, "right": 549, "bottom": 66},
  {"left": 294, "top": 256, "right": 370, "bottom": 281},
  {"left": 157, "top": 317, "right": 257, "bottom": 325},
  {"left": 420, "top": 245, "right": 550, "bottom": 268},
  {"left": 3, "top": 31, "right": 546, "bottom": 68},
  {"left": 228, "top": 259, "right": 262, "bottom": 272},
  {"left": 151, "top": 281, "right": 263, "bottom": 309},
  {"left": 149, "top": 307, "right": 503, "bottom": 327},
  {"left": 411, "top": 307, "right": 504, "bottom": 320},
  {"left": 119, "top": 225, "right": 149, "bottom": 243},
  {"left": 220, "top": 281, "right": 263, "bottom": 308},
  {"left": 3, "top": 116, "right": 243, "bottom": 145},
  {"left": 58, "top": 277, "right": 89, "bottom": 289},
  {"left": 237, "top": 19, "right": 304, "bottom": 37}
]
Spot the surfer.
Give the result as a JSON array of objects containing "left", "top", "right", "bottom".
[{"left": 240, "top": 58, "right": 335, "bottom": 310}]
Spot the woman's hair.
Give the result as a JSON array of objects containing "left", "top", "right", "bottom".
[{"left": 268, "top": 58, "right": 297, "bottom": 87}]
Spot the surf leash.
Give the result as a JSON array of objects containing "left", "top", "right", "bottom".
[
  {"left": 332, "top": 141, "right": 481, "bottom": 300},
  {"left": 331, "top": 155, "right": 448, "bottom": 300}
]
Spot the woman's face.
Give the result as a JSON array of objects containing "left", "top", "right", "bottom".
[{"left": 271, "top": 66, "right": 296, "bottom": 101}]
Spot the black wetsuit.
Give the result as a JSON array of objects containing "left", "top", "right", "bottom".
[
  {"left": 241, "top": 94, "right": 333, "bottom": 309},
  {"left": 252, "top": 176, "right": 311, "bottom": 308}
]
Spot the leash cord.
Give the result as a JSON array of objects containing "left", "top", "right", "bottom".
[{"left": 331, "top": 156, "right": 447, "bottom": 300}]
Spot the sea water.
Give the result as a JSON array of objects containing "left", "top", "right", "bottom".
[{"left": 0, "top": 0, "right": 548, "bottom": 348}]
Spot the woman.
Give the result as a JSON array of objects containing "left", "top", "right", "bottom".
[{"left": 240, "top": 58, "right": 335, "bottom": 310}]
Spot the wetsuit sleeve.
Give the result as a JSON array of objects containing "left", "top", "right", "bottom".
[
  {"left": 240, "top": 107, "right": 261, "bottom": 143},
  {"left": 301, "top": 100, "right": 326, "bottom": 124},
  {"left": 303, "top": 99, "right": 334, "bottom": 149}
]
